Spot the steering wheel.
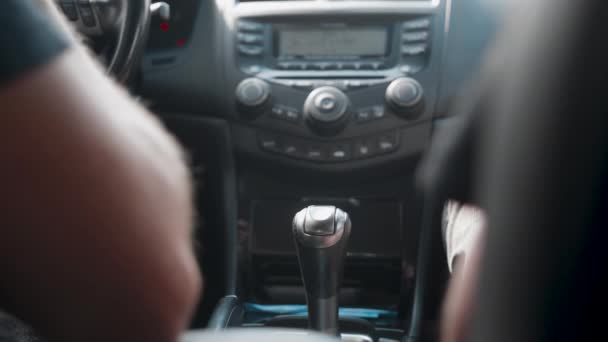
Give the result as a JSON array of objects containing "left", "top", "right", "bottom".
[{"left": 54, "top": 0, "right": 154, "bottom": 82}]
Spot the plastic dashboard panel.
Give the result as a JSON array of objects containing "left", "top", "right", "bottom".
[
  {"left": 140, "top": 0, "right": 503, "bottom": 172},
  {"left": 437, "top": 0, "right": 506, "bottom": 114},
  {"left": 226, "top": 1, "right": 444, "bottom": 171},
  {"left": 141, "top": 0, "right": 502, "bottom": 112},
  {"left": 137, "top": 0, "right": 505, "bottom": 330},
  {"left": 146, "top": 0, "right": 200, "bottom": 51}
]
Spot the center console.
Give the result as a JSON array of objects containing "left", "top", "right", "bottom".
[
  {"left": 214, "top": 0, "right": 449, "bottom": 340},
  {"left": 234, "top": 17, "right": 429, "bottom": 159},
  {"left": 225, "top": 0, "right": 445, "bottom": 172}
]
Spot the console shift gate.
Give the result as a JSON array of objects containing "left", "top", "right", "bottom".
[{"left": 292, "top": 206, "right": 352, "bottom": 336}]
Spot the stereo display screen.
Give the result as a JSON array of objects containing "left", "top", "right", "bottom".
[{"left": 276, "top": 25, "right": 389, "bottom": 59}]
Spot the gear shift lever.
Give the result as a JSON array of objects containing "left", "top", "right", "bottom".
[{"left": 293, "top": 206, "right": 352, "bottom": 336}]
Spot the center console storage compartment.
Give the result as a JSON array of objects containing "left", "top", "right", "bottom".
[
  {"left": 251, "top": 199, "right": 403, "bottom": 257},
  {"left": 242, "top": 199, "right": 404, "bottom": 311}
]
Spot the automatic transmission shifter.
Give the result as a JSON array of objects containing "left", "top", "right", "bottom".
[{"left": 292, "top": 206, "right": 352, "bottom": 336}]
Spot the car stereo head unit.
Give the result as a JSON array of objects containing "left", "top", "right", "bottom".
[
  {"left": 273, "top": 23, "right": 391, "bottom": 61},
  {"left": 236, "top": 18, "right": 431, "bottom": 73},
  {"left": 230, "top": 16, "right": 435, "bottom": 165}
]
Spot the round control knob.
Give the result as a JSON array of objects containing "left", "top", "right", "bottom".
[
  {"left": 236, "top": 78, "right": 271, "bottom": 108},
  {"left": 304, "top": 86, "right": 350, "bottom": 135},
  {"left": 385, "top": 77, "right": 424, "bottom": 117}
]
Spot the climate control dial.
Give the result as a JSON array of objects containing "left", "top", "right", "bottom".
[
  {"left": 236, "top": 78, "right": 271, "bottom": 108},
  {"left": 303, "top": 86, "right": 350, "bottom": 135},
  {"left": 385, "top": 77, "right": 424, "bottom": 118}
]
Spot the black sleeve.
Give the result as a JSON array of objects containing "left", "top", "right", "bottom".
[{"left": 0, "top": 0, "right": 71, "bottom": 84}]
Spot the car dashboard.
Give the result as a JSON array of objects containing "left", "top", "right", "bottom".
[{"left": 136, "top": 0, "right": 505, "bottom": 336}]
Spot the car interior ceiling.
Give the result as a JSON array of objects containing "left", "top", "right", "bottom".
[{"left": 41, "top": 0, "right": 608, "bottom": 341}]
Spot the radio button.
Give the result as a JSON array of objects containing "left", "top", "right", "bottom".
[
  {"left": 258, "top": 134, "right": 280, "bottom": 152},
  {"left": 271, "top": 106, "right": 286, "bottom": 118},
  {"left": 313, "top": 80, "right": 342, "bottom": 89},
  {"left": 294, "top": 80, "right": 314, "bottom": 90},
  {"left": 335, "top": 81, "right": 349, "bottom": 91},
  {"left": 359, "top": 63, "right": 376, "bottom": 70},
  {"left": 401, "top": 44, "right": 428, "bottom": 56},
  {"left": 272, "top": 79, "right": 294, "bottom": 87},
  {"left": 277, "top": 62, "right": 290, "bottom": 70},
  {"left": 403, "top": 18, "right": 431, "bottom": 31},
  {"left": 355, "top": 109, "right": 372, "bottom": 122},
  {"left": 339, "top": 63, "right": 357, "bottom": 70},
  {"left": 305, "top": 145, "right": 326, "bottom": 161},
  {"left": 285, "top": 109, "right": 301, "bottom": 121},
  {"left": 402, "top": 31, "right": 429, "bottom": 42},
  {"left": 372, "top": 106, "right": 386, "bottom": 119},
  {"left": 354, "top": 140, "right": 376, "bottom": 159},
  {"left": 270, "top": 106, "right": 301, "bottom": 122},
  {"left": 281, "top": 63, "right": 305, "bottom": 70},
  {"left": 377, "top": 133, "right": 399, "bottom": 153},
  {"left": 313, "top": 62, "right": 338, "bottom": 70},
  {"left": 282, "top": 141, "right": 301, "bottom": 157},
  {"left": 307, "top": 63, "right": 322, "bottom": 70},
  {"left": 238, "top": 33, "right": 263, "bottom": 44},
  {"left": 238, "top": 21, "right": 264, "bottom": 32},
  {"left": 347, "top": 80, "right": 368, "bottom": 90},
  {"left": 238, "top": 44, "right": 264, "bottom": 56},
  {"left": 399, "top": 65, "right": 413, "bottom": 74},
  {"left": 244, "top": 65, "right": 262, "bottom": 74},
  {"left": 329, "top": 145, "right": 352, "bottom": 161}
]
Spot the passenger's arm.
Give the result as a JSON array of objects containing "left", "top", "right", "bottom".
[
  {"left": 441, "top": 215, "right": 486, "bottom": 342},
  {"left": 0, "top": 3, "right": 201, "bottom": 342},
  {"left": 442, "top": 201, "right": 486, "bottom": 272}
]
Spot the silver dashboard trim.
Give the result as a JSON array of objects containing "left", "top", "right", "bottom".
[
  {"left": 234, "top": 0, "right": 441, "bottom": 18},
  {"left": 444, "top": 0, "right": 452, "bottom": 34},
  {"left": 341, "top": 333, "right": 374, "bottom": 342}
]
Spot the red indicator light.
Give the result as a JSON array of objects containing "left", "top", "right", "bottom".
[
  {"left": 176, "top": 38, "right": 186, "bottom": 47},
  {"left": 160, "top": 22, "right": 169, "bottom": 32}
]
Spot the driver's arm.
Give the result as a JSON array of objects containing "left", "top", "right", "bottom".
[{"left": 0, "top": 1, "right": 201, "bottom": 342}]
